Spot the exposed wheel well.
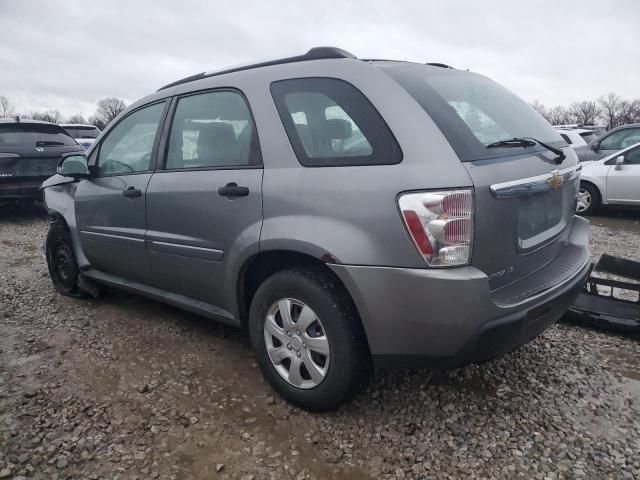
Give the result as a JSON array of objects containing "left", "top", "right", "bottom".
[
  {"left": 579, "top": 180, "right": 602, "bottom": 201},
  {"left": 47, "top": 211, "right": 69, "bottom": 230},
  {"left": 238, "top": 250, "right": 362, "bottom": 330}
]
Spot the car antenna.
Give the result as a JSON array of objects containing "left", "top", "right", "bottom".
[{"left": 15, "top": 115, "right": 20, "bottom": 123}]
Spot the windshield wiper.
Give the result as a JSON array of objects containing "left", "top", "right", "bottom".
[{"left": 486, "top": 137, "right": 565, "bottom": 164}]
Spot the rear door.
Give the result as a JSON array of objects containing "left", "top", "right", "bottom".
[
  {"left": 0, "top": 123, "right": 81, "bottom": 193},
  {"left": 75, "top": 101, "right": 168, "bottom": 284},
  {"left": 145, "top": 90, "right": 263, "bottom": 309},
  {"left": 606, "top": 145, "right": 640, "bottom": 205}
]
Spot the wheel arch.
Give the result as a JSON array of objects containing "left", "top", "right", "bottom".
[
  {"left": 236, "top": 249, "right": 371, "bottom": 351},
  {"left": 579, "top": 178, "right": 605, "bottom": 205}
]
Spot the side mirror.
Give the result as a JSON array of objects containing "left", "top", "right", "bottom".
[
  {"left": 590, "top": 142, "right": 599, "bottom": 152},
  {"left": 615, "top": 155, "right": 624, "bottom": 170},
  {"left": 57, "top": 154, "right": 89, "bottom": 179}
]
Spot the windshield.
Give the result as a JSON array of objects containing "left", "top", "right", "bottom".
[
  {"left": 382, "top": 64, "right": 564, "bottom": 161},
  {"left": 0, "top": 124, "right": 77, "bottom": 146},
  {"left": 62, "top": 126, "right": 100, "bottom": 139}
]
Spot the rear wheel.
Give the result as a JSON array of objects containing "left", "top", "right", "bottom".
[
  {"left": 576, "top": 182, "right": 600, "bottom": 216},
  {"left": 249, "top": 266, "right": 371, "bottom": 411},
  {"left": 46, "top": 222, "right": 87, "bottom": 297}
]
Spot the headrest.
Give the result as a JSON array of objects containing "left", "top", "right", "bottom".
[
  {"left": 325, "top": 118, "right": 352, "bottom": 139},
  {"left": 198, "top": 122, "right": 235, "bottom": 147}
]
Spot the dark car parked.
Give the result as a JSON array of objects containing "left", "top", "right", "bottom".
[
  {"left": 575, "top": 123, "right": 640, "bottom": 162},
  {"left": 0, "top": 118, "right": 84, "bottom": 202}
]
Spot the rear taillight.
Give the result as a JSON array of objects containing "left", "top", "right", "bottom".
[{"left": 398, "top": 189, "right": 473, "bottom": 267}]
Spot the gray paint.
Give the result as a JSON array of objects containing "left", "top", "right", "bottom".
[{"left": 43, "top": 56, "right": 590, "bottom": 359}]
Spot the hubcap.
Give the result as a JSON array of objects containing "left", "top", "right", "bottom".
[
  {"left": 263, "top": 298, "right": 330, "bottom": 389},
  {"left": 576, "top": 189, "right": 591, "bottom": 213}
]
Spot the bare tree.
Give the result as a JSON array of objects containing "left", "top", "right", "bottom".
[
  {"left": 88, "top": 114, "right": 106, "bottom": 130},
  {"left": 570, "top": 101, "right": 599, "bottom": 125},
  {"left": 546, "top": 106, "right": 573, "bottom": 126},
  {"left": 0, "top": 95, "right": 16, "bottom": 118},
  {"left": 95, "top": 97, "right": 126, "bottom": 126},
  {"left": 529, "top": 99, "right": 548, "bottom": 120},
  {"left": 28, "top": 110, "right": 62, "bottom": 123},
  {"left": 66, "top": 114, "right": 87, "bottom": 124},
  {"left": 598, "top": 93, "right": 622, "bottom": 129}
]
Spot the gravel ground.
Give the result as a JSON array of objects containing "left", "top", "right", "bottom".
[{"left": 1, "top": 202, "right": 639, "bottom": 480}]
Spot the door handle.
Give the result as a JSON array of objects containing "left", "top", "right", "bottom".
[
  {"left": 123, "top": 186, "right": 142, "bottom": 198},
  {"left": 218, "top": 183, "right": 249, "bottom": 198}
]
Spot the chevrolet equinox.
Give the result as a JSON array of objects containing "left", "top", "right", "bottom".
[{"left": 42, "top": 47, "right": 590, "bottom": 411}]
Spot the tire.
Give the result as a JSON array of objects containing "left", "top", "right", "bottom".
[
  {"left": 45, "top": 222, "right": 87, "bottom": 298},
  {"left": 249, "top": 266, "right": 371, "bottom": 411},
  {"left": 576, "top": 182, "right": 600, "bottom": 216}
]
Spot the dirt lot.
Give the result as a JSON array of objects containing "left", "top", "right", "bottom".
[{"left": 1, "top": 203, "right": 639, "bottom": 480}]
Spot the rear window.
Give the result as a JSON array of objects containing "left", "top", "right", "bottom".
[
  {"left": 270, "top": 78, "right": 402, "bottom": 167},
  {"left": 559, "top": 133, "right": 572, "bottom": 144},
  {"left": 381, "top": 64, "right": 564, "bottom": 161},
  {"left": 63, "top": 126, "right": 100, "bottom": 139},
  {"left": 579, "top": 131, "right": 597, "bottom": 143},
  {"left": 0, "top": 123, "right": 77, "bottom": 146}
]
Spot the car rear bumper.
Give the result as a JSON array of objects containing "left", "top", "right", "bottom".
[
  {"left": 0, "top": 180, "right": 44, "bottom": 200},
  {"left": 330, "top": 216, "right": 591, "bottom": 368}
]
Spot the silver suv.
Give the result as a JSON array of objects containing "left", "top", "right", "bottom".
[{"left": 43, "top": 47, "right": 590, "bottom": 411}]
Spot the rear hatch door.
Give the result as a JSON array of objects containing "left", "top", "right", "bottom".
[
  {"left": 0, "top": 122, "right": 82, "bottom": 184},
  {"left": 382, "top": 63, "right": 583, "bottom": 297}
]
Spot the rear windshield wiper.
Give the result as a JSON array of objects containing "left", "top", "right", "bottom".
[
  {"left": 35, "top": 140, "right": 65, "bottom": 147},
  {"left": 486, "top": 137, "right": 565, "bottom": 164}
]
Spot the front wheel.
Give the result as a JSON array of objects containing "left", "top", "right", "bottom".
[
  {"left": 249, "top": 267, "right": 371, "bottom": 411},
  {"left": 46, "top": 222, "right": 87, "bottom": 298},
  {"left": 576, "top": 182, "right": 600, "bottom": 216}
]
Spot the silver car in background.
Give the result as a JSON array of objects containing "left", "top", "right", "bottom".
[{"left": 42, "top": 47, "right": 590, "bottom": 410}]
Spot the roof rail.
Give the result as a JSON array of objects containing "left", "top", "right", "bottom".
[
  {"left": 158, "top": 47, "right": 356, "bottom": 91},
  {"left": 426, "top": 62, "right": 454, "bottom": 69}
]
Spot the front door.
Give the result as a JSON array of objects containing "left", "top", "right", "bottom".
[
  {"left": 75, "top": 101, "right": 168, "bottom": 284},
  {"left": 607, "top": 145, "right": 640, "bottom": 205},
  {"left": 145, "top": 90, "right": 263, "bottom": 311}
]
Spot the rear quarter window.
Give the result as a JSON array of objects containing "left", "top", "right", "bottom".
[{"left": 270, "top": 78, "right": 402, "bottom": 167}]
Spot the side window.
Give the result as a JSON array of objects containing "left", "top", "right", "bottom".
[
  {"left": 270, "top": 78, "right": 402, "bottom": 167},
  {"left": 600, "top": 128, "right": 640, "bottom": 150},
  {"left": 97, "top": 102, "right": 165, "bottom": 176},
  {"left": 165, "top": 90, "right": 260, "bottom": 170},
  {"left": 624, "top": 147, "right": 640, "bottom": 165},
  {"left": 559, "top": 133, "right": 572, "bottom": 144}
]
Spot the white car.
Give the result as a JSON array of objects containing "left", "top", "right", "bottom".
[
  {"left": 60, "top": 124, "right": 101, "bottom": 150},
  {"left": 555, "top": 128, "right": 599, "bottom": 148},
  {"left": 577, "top": 142, "right": 640, "bottom": 214}
]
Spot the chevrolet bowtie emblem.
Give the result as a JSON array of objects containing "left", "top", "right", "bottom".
[{"left": 546, "top": 169, "right": 563, "bottom": 190}]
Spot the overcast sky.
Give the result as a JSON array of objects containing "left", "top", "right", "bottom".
[{"left": 1, "top": 0, "right": 638, "bottom": 119}]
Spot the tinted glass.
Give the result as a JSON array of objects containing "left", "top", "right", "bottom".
[
  {"left": 63, "top": 126, "right": 100, "bottom": 139},
  {"left": 271, "top": 78, "right": 402, "bottom": 167},
  {"left": 579, "top": 132, "right": 597, "bottom": 143},
  {"left": 0, "top": 124, "right": 76, "bottom": 146},
  {"left": 382, "top": 64, "right": 564, "bottom": 161},
  {"left": 560, "top": 133, "right": 572, "bottom": 144},
  {"left": 97, "top": 102, "right": 165, "bottom": 175},
  {"left": 166, "top": 91, "right": 259, "bottom": 169},
  {"left": 624, "top": 146, "right": 640, "bottom": 165},
  {"left": 600, "top": 128, "right": 640, "bottom": 150}
]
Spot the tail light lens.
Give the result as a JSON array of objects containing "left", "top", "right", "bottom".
[{"left": 398, "top": 189, "right": 473, "bottom": 267}]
